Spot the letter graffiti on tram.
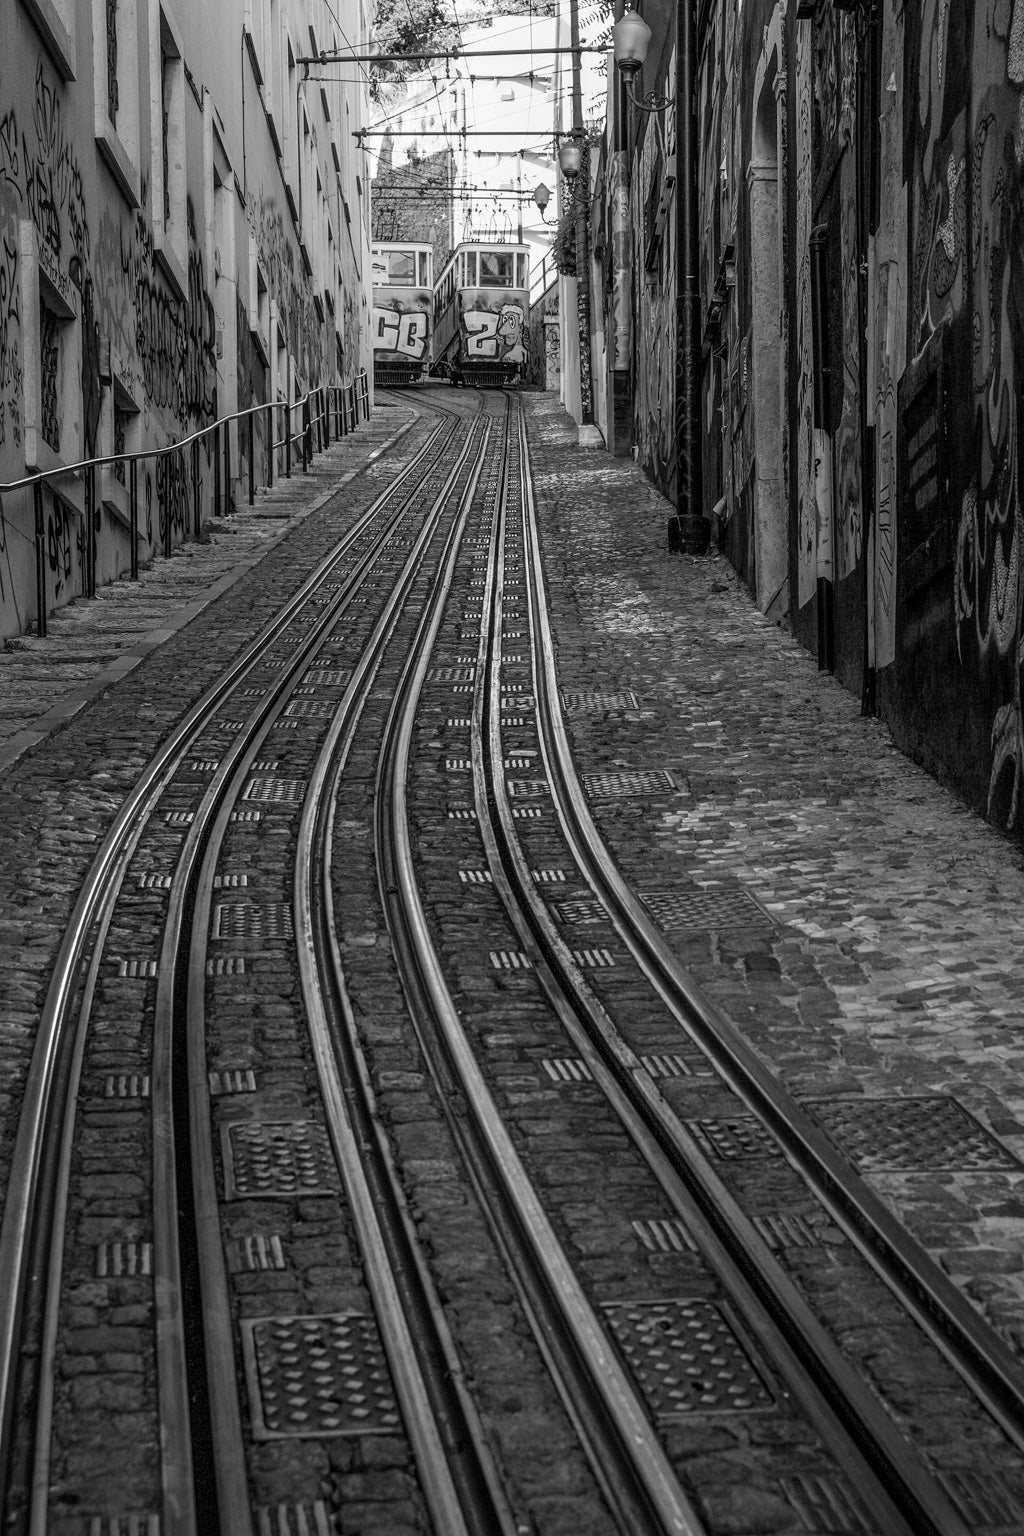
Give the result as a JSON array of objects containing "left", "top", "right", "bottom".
[{"left": 373, "top": 304, "right": 428, "bottom": 360}]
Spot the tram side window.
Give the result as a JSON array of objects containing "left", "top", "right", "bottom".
[
  {"left": 418, "top": 252, "right": 430, "bottom": 285},
  {"left": 480, "top": 252, "right": 512, "bottom": 287}
]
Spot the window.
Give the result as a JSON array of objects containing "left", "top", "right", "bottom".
[
  {"left": 244, "top": 0, "right": 266, "bottom": 84},
  {"left": 99, "top": 346, "right": 142, "bottom": 526},
  {"left": 150, "top": 3, "right": 187, "bottom": 296},
  {"left": 418, "top": 251, "right": 431, "bottom": 286},
  {"left": 480, "top": 251, "right": 512, "bottom": 287},
  {"left": 18, "top": 0, "right": 76, "bottom": 79},
  {"left": 19, "top": 220, "right": 83, "bottom": 479},
  {"left": 93, "top": 0, "right": 140, "bottom": 204},
  {"left": 384, "top": 250, "right": 416, "bottom": 285}
]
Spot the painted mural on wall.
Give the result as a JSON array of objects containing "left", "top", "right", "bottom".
[
  {"left": 934, "top": 0, "right": 1024, "bottom": 824},
  {"left": 631, "top": 114, "right": 676, "bottom": 496}
]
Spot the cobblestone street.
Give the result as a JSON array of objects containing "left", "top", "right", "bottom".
[{"left": 4, "top": 388, "right": 1024, "bottom": 1533}]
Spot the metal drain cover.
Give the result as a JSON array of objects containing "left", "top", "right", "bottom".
[
  {"left": 244, "top": 778, "right": 305, "bottom": 806},
  {"left": 806, "top": 1095, "right": 1023, "bottom": 1172},
  {"left": 242, "top": 1313, "right": 400, "bottom": 1438},
  {"left": 639, "top": 883, "right": 772, "bottom": 932},
  {"left": 688, "top": 1119, "right": 787, "bottom": 1162},
  {"left": 582, "top": 769, "right": 677, "bottom": 798},
  {"left": 561, "top": 690, "right": 642, "bottom": 711},
  {"left": 222, "top": 1121, "right": 339, "bottom": 1198},
  {"left": 284, "top": 699, "right": 335, "bottom": 718},
  {"left": 602, "top": 1298, "right": 775, "bottom": 1417},
  {"left": 214, "top": 904, "right": 294, "bottom": 940}
]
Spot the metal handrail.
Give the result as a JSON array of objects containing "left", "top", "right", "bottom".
[{"left": 0, "top": 370, "right": 371, "bottom": 638}]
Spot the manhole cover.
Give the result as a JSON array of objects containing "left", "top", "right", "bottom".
[
  {"left": 582, "top": 770, "right": 677, "bottom": 798},
  {"left": 284, "top": 699, "right": 335, "bottom": 718},
  {"left": 553, "top": 897, "right": 606, "bottom": 925},
  {"left": 508, "top": 779, "right": 549, "bottom": 798},
  {"left": 688, "top": 1119, "right": 787, "bottom": 1162},
  {"left": 640, "top": 884, "right": 772, "bottom": 932},
  {"left": 602, "top": 1298, "right": 776, "bottom": 1417},
  {"left": 242, "top": 1313, "right": 400, "bottom": 1437},
  {"left": 806, "top": 1096, "right": 1023, "bottom": 1172},
  {"left": 222, "top": 1121, "right": 338, "bottom": 1198}
]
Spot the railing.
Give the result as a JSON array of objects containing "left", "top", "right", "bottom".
[
  {"left": 0, "top": 371, "right": 371, "bottom": 638},
  {"left": 529, "top": 254, "right": 558, "bottom": 309}
]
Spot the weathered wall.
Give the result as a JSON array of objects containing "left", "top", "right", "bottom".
[{"left": 0, "top": 0, "right": 370, "bottom": 639}]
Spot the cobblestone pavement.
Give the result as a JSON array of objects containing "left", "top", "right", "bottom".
[
  {"left": 523, "top": 392, "right": 1024, "bottom": 1363},
  {"left": 4, "top": 386, "right": 1024, "bottom": 1527}
]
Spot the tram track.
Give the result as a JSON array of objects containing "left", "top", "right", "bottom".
[{"left": 0, "top": 400, "right": 492, "bottom": 1534}]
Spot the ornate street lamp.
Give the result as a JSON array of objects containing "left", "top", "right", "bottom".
[
  {"left": 532, "top": 181, "right": 552, "bottom": 220},
  {"left": 611, "top": 8, "right": 672, "bottom": 114}
]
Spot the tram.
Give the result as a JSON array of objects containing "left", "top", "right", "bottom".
[
  {"left": 371, "top": 242, "right": 434, "bottom": 386},
  {"left": 432, "top": 241, "right": 531, "bottom": 387}
]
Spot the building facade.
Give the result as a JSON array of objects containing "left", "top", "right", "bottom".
[
  {"left": 0, "top": 0, "right": 372, "bottom": 637},
  {"left": 599, "top": 0, "right": 1024, "bottom": 842}
]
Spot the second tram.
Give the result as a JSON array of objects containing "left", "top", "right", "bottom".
[
  {"left": 432, "top": 242, "right": 530, "bottom": 386},
  {"left": 371, "top": 242, "right": 434, "bottom": 387}
]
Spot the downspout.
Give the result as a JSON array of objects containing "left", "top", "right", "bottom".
[
  {"left": 673, "top": 0, "right": 707, "bottom": 552},
  {"left": 610, "top": 1, "right": 633, "bottom": 457}
]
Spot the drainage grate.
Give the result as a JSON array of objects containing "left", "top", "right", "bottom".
[
  {"left": 105, "top": 1074, "right": 150, "bottom": 1099},
  {"left": 447, "top": 718, "right": 472, "bottom": 727},
  {"left": 448, "top": 809, "right": 478, "bottom": 821},
  {"left": 640, "top": 884, "right": 772, "bottom": 933},
  {"left": 508, "top": 779, "right": 549, "bottom": 798},
  {"left": 805, "top": 1096, "right": 1023, "bottom": 1172},
  {"left": 779, "top": 1473, "right": 876, "bottom": 1533},
  {"left": 240, "top": 688, "right": 268, "bottom": 698},
  {"left": 242, "top": 1313, "right": 400, "bottom": 1438},
  {"left": 688, "top": 1119, "right": 787, "bottom": 1162},
  {"left": 81, "top": 1514, "right": 161, "bottom": 1535},
  {"left": 114, "top": 959, "right": 158, "bottom": 979},
  {"left": 502, "top": 716, "right": 528, "bottom": 727},
  {"left": 504, "top": 756, "right": 535, "bottom": 769},
  {"left": 754, "top": 1214, "right": 829, "bottom": 1251},
  {"left": 230, "top": 809, "right": 262, "bottom": 822},
  {"left": 573, "top": 948, "right": 616, "bottom": 968},
  {"left": 532, "top": 869, "right": 568, "bottom": 883},
  {"left": 428, "top": 666, "right": 476, "bottom": 681},
  {"left": 213, "top": 873, "right": 248, "bottom": 888},
  {"left": 207, "top": 957, "right": 246, "bottom": 976},
  {"left": 583, "top": 769, "right": 677, "bottom": 799},
  {"left": 284, "top": 699, "right": 335, "bottom": 719},
  {"left": 210, "top": 1069, "right": 257, "bottom": 1095},
  {"left": 490, "top": 951, "right": 532, "bottom": 971},
  {"left": 189, "top": 759, "right": 220, "bottom": 773},
  {"left": 215, "top": 720, "right": 246, "bottom": 733},
  {"left": 213, "top": 904, "right": 293, "bottom": 940},
  {"left": 96, "top": 1241, "right": 153, "bottom": 1278},
  {"left": 273, "top": 720, "right": 299, "bottom": 731},
  {"left": 459, "top": 869, "right": 492, "bottom": 884},
  {"left": 512, "top": 807, "right": 543, "bottom": 820},
  {"left": 227, "top": 1235, "right": 287, "bottom": 1273},
  {"left": 304, "top": 669, "right": 350, "bottom": 686},
  {"left": 553, "top": 897, "right": 605, "bottom": 925},
  {"left": 137, "top": 874, "right": 172, "bottom": 891},
  {"left": 935, "top": 1467, "right": 1024, "bottom": 1528},
  {"left": 561, "top": 690, "right": 642, "bottom": 712},
  {"left": 632, "top": 1219, "right": 699, "bottom": 1254},
  {"left": 164, "top": 810, "right": 195, "bottom": 826},
  {"left": 642, "top": 1054, "right": 700, "bottom": 1079},
  {"left": 602, "top": 1298, "right": 775, "bottom": 1417},
  {"left": 222, "top": 1121, "right": 338, "bottom": 1199},
  {"left": 244, "top": 778, "right": 305, "bottom": 806},
  {"left": 446, "top": 758, "right": 472, "bottom": 771},
  {"left": 255, "top": 1502, "right": 333, "bottom": 1536},
  {"left": 543, "top": 1058, "right": 593, "bottom": 1084}
]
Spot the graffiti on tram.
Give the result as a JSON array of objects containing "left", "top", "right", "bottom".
[
  {"left": 372, "top": 295, "right": 432, "bottom": 363},
  {"left": 460, "top": 290, "right": 528, "bottom": 368}
]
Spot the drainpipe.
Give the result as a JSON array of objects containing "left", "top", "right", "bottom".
[
  {"left": 673, "top": 0, "right": 707, "bottom": 552},
  {"left": 569, "top": 0, "right": 601, "bottom": 443}
]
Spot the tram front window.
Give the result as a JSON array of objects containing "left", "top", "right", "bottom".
[
  {"left": 385, "top": 251, "right": 416, "bottom": 285},
  {"left": 479, "top": 252, "right": 513, "bottom": 287}
]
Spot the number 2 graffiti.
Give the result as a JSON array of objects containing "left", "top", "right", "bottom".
[{"left": 373, "top": 305, "right": 428, "bottom": 359}]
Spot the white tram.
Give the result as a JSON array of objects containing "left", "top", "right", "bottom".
[
  {"left": 371, "top": 242, "right": 434, "bottom": 386},
  {"left": 432, "top": 241, "right": 531, "bottom": 386}
]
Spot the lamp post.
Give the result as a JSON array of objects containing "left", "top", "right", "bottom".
[{"left": 612, "top": 5, "right": 706, "bottom": 552}]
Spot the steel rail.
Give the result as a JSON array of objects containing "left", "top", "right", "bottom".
[
  {"left": 156, "top": 414, "right": 492, "bottom": 1536},
  {"left": 469, "top": 400, "right": 962, "bottom": 1536},
  {"left": 0, "top": 410, "right": 460, "bottom": 1527},
  {"left": 511, "top": 406, "right": 1024, "bottom": 1457},
  {"left": 294, "top": 416, "right": 522, "bottom": 1536},
  {"left": 375, "top": 394, "right": 702, "bottom": 1536}
]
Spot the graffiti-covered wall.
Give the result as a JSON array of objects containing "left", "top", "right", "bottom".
[{"left": 0, "top": 0, "right": 371, "bottom": 639}]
